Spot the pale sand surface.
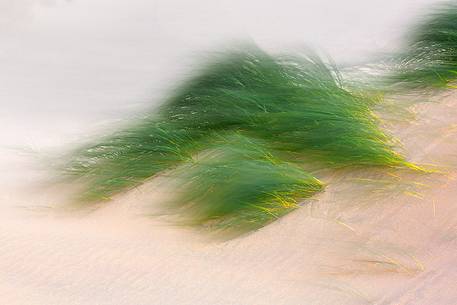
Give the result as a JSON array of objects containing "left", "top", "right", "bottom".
[
  {"left": 1, "top": 1, "right": 456, "bottom": 304},
  {"left": 0, "top": 95, "right": 456, "bottom": 305}
]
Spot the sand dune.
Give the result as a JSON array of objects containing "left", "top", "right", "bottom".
[
  {"left": 1, "top": 1, "right": 456, "bottom": 304},
  {"left": 0, "top": 94, "right": 456, "bottom": 305}
]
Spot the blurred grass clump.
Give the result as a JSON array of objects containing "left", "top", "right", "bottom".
[
  {"left": 169, "top": 134, "right": 323, "bottom": 231},
  {"left": 389, "top": 2, "right": 457, "bottom": 89},
  {"left": 64, "top": 44, "right": 416, "bottom": 231}
]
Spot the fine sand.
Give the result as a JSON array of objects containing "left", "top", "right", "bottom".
[
  {"left": 1, "top": 1, "right": 456, "bottom": 304},
  {"left": 1, "top": 93, "right": 456, "bottom": 305}
]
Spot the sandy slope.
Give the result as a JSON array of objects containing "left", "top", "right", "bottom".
[
  {"left": 1, "top": 1, "right": 456, "bottom": 304},
  {"left": 0, "top": 95, "right": 456, "bottom": 305}
]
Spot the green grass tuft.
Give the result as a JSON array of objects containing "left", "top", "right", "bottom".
[
  {"left": 65, "top": 120, "right": 206, "bottom": 201},
  {"left": 389, "top": 2, "right": 457, "bottom": 89},
  {"left": 169, "top": 134, "right": 323, "bottom": 231},
  {"left": 63, "top": 44, "right": 415, "bottom": 230}
]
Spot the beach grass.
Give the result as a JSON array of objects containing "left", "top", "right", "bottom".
[
  {"left": 63, "top": 44, "right": 416, "bottom": 229},
  {"left": 168, "top": 134, "right": 323, "bottom": 231},
  {"left": 389, "top": 2, "right": 457, "bottom": 89}
]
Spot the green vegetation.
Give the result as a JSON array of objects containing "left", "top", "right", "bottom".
[
  {"left": 64, "top": 44, "right": 415, "bottom": 230},
  {"left": 389, "top": 3, "right": 457, "bottom": 89},
  {"left": 170, "top": 134, "right": 323, "bottom": 231}
]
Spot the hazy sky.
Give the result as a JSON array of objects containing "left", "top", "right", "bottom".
[{"left": 0, "top": 0, "right": 443, "bottom": 117}]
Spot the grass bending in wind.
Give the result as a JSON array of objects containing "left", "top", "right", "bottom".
[
  {"left": 66, "top": 121, "right": 206, "bottom": 201},
  {"left": 389, "top": 2, "right": 457, "bottom": 89},
  {"left": 169, "top": 134, "right": 323, "bottom": 231},
  {"left": 64, "top": 44, "right": 416, "bottom": 229}
]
